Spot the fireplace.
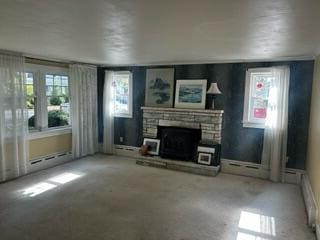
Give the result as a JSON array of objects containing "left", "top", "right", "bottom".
[{"left": 158, "top": 126, "right": 201, "bottom": 161}]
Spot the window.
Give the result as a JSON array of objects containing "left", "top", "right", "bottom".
[
  {"left": 25, "top": 64, "right": 70, "bottom": 132},
  {"left": 112, "top": 71, "right": 133, "bottom": 118},
  {"left": 45, "top": 74, "right": 70, "bottom": 127},
  {"left": 25, "top": 72, "right": 37, "bottom": 130},
  {"left": 243, "top": 68, "right": 273, "bottom": 129}
]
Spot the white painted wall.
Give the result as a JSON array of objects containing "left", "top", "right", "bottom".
[{"left": 307, "top": 56, "right": 320, "bottom": 227}]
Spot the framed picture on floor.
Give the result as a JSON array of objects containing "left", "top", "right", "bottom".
[
  {"left": 174, "top": 79, "right": 207, "bottom": 109},
  {"left": 143, "top": 138, "right": 161, "bottom": 155},
  {"left": 145, "top": 68, "right": 175, "bottom": 108},
  {"left": 197, "top": 152, "right": 212, "bottom": 165}
]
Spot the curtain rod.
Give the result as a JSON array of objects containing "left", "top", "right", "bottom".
[
  {"left": 25, "top": 57, "right": 70, "bottom": 68},
  {"left": 1, "top": 49, "right": 97, "bottom": 67},
  {"left": 25, "top": 56, "right": 97, "bottom": 69}
]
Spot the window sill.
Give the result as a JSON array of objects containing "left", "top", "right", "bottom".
[
  {"left": 242, "top": 122, "right": 265, "bottom": 129},
  {"left": 28, "top": 126, "right": 72, "bottom": 140},
  {"left": 114, "top": 114, "right": 133, "bottom": 119}
]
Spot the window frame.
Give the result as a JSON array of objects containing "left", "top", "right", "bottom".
[
  {"left": 45, "top": 73, "right": 70, "bottom": 128},
  {"left": 243, "top": 67, "right": 273, "bottom": 129},
  {"left": 25, "top": 63, "right": 71, "bottom": 133},
  {"left": 24, "top": 71, "right": 39, "bottom": 132},
  {"left": 112, "top": 71, "right": 133, "bottom": 118}
]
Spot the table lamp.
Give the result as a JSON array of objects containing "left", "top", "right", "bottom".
[{"left": 207, "top": 82, "right": 222, "bottom": 109}]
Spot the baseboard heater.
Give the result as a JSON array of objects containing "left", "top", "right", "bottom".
[
  {"left": 113, "top": 145, "right": 140, "bottom": 157},
  {"left": 228, "top": 163, "right": 259, "bottom": 170},
  {"left": 114, "top": 145, "right": 139, "bottom": 151},
  {"left": 301, "top": 174, "right": 318, "bottom": 229},
  {"left": 30, "top": 159, "right": 42, "bottom": 165},
  {"left": 29, "top": 151, "right": 72, "bottom": 172}
]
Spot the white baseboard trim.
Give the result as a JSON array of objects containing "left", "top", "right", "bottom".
[
  {"left": 221, "top": 158, "right": 269, "bottom": 179},
  {"left": 221, "top": 159, "right": 304, "bottom": 184},
  {"left": 284, "top": 168, "right": 304, "bottom": 185},
  {"left": 301, "top": 174, "right": 318, "bottom": 228},
  {"left": 113, "top": 145, "right": 304, "bottom": 184},
  {"left": 28, "top": 151, "right": 73, "bottom": 173},
  {"left": 114, "top": 145, "right": 140, "bottom": 158}
]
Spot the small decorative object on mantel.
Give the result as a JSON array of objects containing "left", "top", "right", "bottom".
[
  {"left": 142, "top": 138, "right": 161, "bottom": 155},
  {"left": 145, "top": 68, "right": 175, "bottom": 108},
  {"left": 206, "top": 82, "right": 222, "bottom": 109},
  {"left": 174, "top": 79, "right": 207, "bottom": 109}
]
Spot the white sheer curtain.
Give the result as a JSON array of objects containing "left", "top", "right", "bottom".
[
  {"left": 261, "top": 67, "right": 290, "bottom": 182},
  {"left": 70, "top": 64, "right": 98, "bottom": 158},
  {"left": 0, "top": 53, "right": 28, "bottom": 181},
  {"left": 103, "top": 70, "right": 114, "bottom": 154}
]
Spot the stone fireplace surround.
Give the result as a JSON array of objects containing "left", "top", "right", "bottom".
[
  {"left": 142, "top": 107, "right": 224, "bottom": 143},
  {"left": 137, "top": 107, "right": 224, "bottom": 177}
]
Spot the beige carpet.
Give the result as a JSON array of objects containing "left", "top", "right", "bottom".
[{"left": 0, "top": 154, "right": 315, "bottom": 240}]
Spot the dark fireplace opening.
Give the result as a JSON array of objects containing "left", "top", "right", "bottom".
[{"left": 158, "top": 126, "right": 201, "bottom": 161}]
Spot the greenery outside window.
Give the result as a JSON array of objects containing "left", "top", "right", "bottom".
[
  {"left": 45, "top": 74, "right": 70, "bottom": 127},
  {"left": 25, "top": 64, "right": 70, "bottom": 132},
  {"left": 25, "top": 72, "right": 37, "bottom": 130}
]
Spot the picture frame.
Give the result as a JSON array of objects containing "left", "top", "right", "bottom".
[
  {"left": 174, "top": 79, "right": 207, "bottom": 109},
  {"left": 145, "top": 68, "right": 175, "bottom": 108},
  {"left": 197, "top": 152, "right": 212, "bottom": 165},
  {"left": 143, "top": 138, "right": 161, "bottom": 155}
]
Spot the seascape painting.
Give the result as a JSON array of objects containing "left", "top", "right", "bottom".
[
  {"left": 175, "top": 79, "right": 207, "bottom": 109},
  {"left": 178, "top": 84, "right": 203, "bottom": 103},
  {"left": 145, "top": 68, "right": 174, "bottom": 108}
]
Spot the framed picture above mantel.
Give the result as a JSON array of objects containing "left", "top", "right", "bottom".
[
  {"left": 174, "top": 79, "right": 207, "bottom": 109},
  {"left": 145, "top": 68, "right": 175, "bottom": 108}
]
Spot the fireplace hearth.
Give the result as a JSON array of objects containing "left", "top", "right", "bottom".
[{"left": 158, "top": 126, "right": 201, "bottom": 161}]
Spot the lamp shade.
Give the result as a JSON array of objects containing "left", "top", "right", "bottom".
[{"left": 207, "top": 82, "right": 222, "bottom": 95}]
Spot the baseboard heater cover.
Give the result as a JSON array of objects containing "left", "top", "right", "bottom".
[
  {"left": 113, "top": 146, "right": 304, "bottom": 184},
  {"left": 115, "top": 145, "right": 140, "bottom": 151},
  {"left": 29, "top": 151, "right": 72, "bottom": 172},
  {"left": 245, "top": 165, "right": 259, "bottom": 169},
  {"left": 301, "top": 174, "right": 318, "bottom": 228},
  {"left": 229, "top": 163, "right": 242, "bottom": 167},
  {"left": 44, "top": 156, "right": 55, "bottom": 161},
  {"left": 30, "top": 159, "right": 42, "bottom": 165},
  {"left": 57, "top": 153, "right": 67, "bottom": 157}
]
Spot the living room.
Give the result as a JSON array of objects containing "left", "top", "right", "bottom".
[{"left": 0, "top": 1, "right": 319, "bottom": 239}]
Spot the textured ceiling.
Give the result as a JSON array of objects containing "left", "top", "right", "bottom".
[{"left": 0, "top": 0, "right": 319, "bottom": 65}]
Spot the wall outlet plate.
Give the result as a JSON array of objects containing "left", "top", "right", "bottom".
[{"left": 120, "top": 137, "right": 124, "bottom": 143}]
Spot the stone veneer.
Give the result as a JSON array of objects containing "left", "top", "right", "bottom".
[{"left": 142, "top": 107, "right": 224, "bottom": 143}]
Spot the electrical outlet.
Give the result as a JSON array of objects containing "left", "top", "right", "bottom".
[{"left": 120, "top": 137, "right": 124, "bottom": 143}]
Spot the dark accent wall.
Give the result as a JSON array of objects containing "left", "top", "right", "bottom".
[{"left": 98, "top": 60, "right": 314, "bottom": 169}]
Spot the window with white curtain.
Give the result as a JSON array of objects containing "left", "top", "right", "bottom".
[
  {"left": 45, "top": 74, "right": 70, "bottom": 127},
  {"left": 243, "top": 68, "right": 274, "bottom": 129},
  {"left": 25, "top": 64, "right": 70, "bottom": 131},
  {"left": 112, "top": 71, "right": 133, "bottom": 118},
  {"left": 25, "top": 72, "right": 37, "bottom": 130}
]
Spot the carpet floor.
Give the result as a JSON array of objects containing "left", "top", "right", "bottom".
[{"left": 0, "top": 154, "right": 315, "bottom": 240}]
